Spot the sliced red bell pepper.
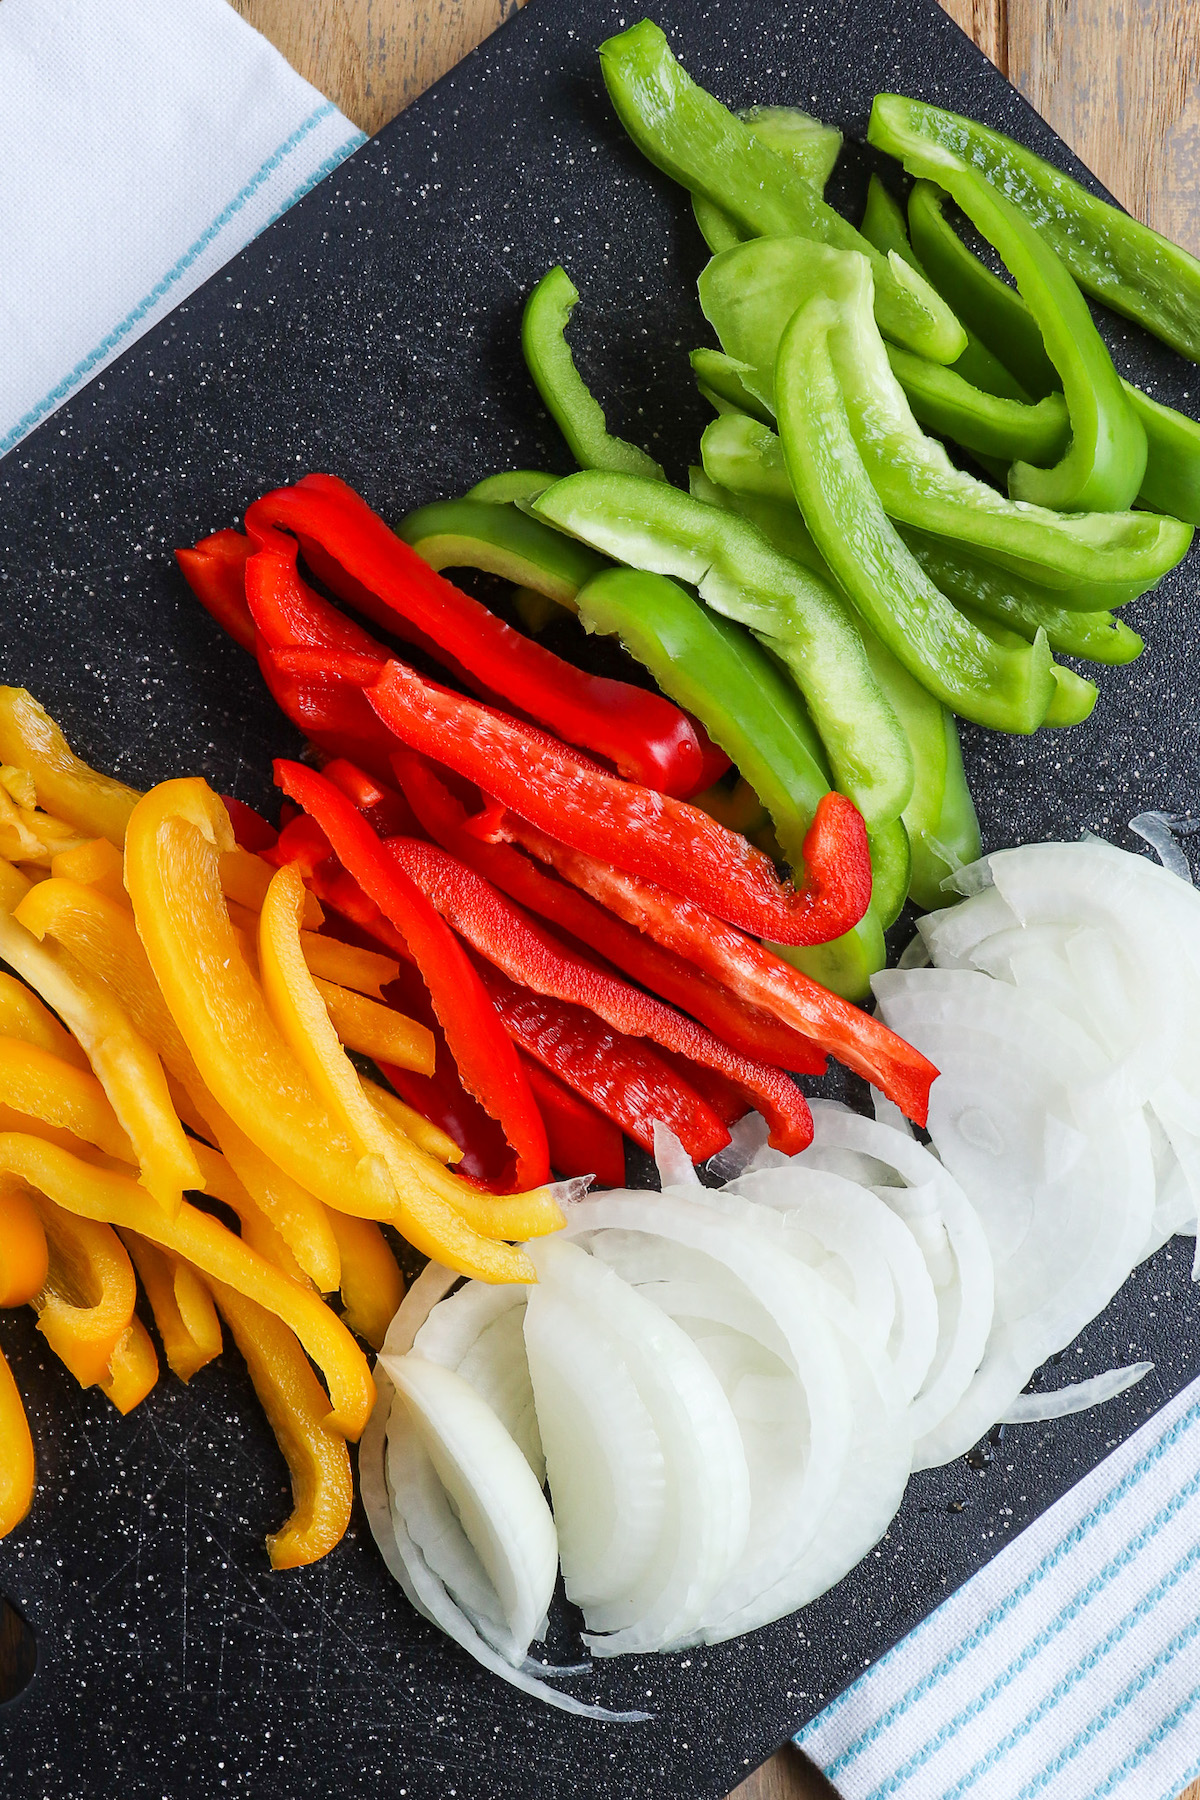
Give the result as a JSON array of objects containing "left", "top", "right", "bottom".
[
  {"left": 475, "top": 961, "right": 729, "bottom": 1161},
  {"left": 221, "top": 795, "right": 279, "bottom": 855},
  {"left": 365, "top": 656, "right": 871, "bottom": 947},
  {"left": 246, "top": 473, "right": 716, "bottom": 796},
  {"left": 519, "top": 1055, "right": 627, "bottom": 1188},
  {"left": 385, "top": 837, "right": 813, "bottom": 1153},
  {"left": 272, "top": 760, "right": 549, "bottom": 1190},
  {"left": 318, "top": 759, "right": 420, "bottom": 840},
  {"left": 494, "top": 814, "right": 938, "bottom": 1127},
  {"left": 394, "top": 750, "right": 828, "bottom": 1077},
  {"left": 175, "top": 529, "right": 256, "bottom": 653}
]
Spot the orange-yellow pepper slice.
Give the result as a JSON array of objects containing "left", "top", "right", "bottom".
[
  {"left": 31, "top": 1196, "right": 138, "bottom": 1387},
  {"left": 0, "top": 1038, "right": 133, "bottom": 1161},
  {"left": 0, "top": 782, "right": 45, "bottom": 862},
  {"left": 0, "top": 1187, "right": 48, "bottom": 1306},
  {"left": 50, "top": 836, "right": 128, "bottom": 905},
  {"left": 2, "top": 862, "right": 200, "bottom": 1213},
  {"left": 0, "top": 688, "right": 141, "bottom": 846},
  {"left": 207, "top": 1278, "right": 353, "bottom": 1568},
  {"left": 224, "top": 899, "right": 398, "bottom": 998},
  {"left": 121, "top": 1230, "right": 223, "bottom": 1382},
  {"left": 0, "top": 968, "right": 90, "bottom": 1070},
  {"left": 311, "top": 978, "right": 434, "bottom": 1074},
  {"left": 0, "top": 766, "right": 36, "bottom": 809},
  {"left": 258, "top": 859, "right": 547, "bottom": 1280},
  {"left": 13, "top": 874, "right": 340, "bottom": 1292},
  {"left": 325, "top": 1209, "right": 405, "bottom": 1350},
  {"left": 362, "top": 1078, "right": 462, "bottom": 1165},
  {"left": 188, "top": 1139, "right": 310, "bottom": 1286},
  {"left": 0, "top": 1339, "right": 34, "bottom": 1537},
  {"left": 98, "top": 1312, "right": 159, "bottom": 1414},
  {"left": 1, "top": 1135, "right": 373, "bottom": 1436}
]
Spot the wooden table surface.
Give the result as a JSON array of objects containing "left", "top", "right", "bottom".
[{"left": 226, "top": 3, "right": 1200, "bottom": 1796}]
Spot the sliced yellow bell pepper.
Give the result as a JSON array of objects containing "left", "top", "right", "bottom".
[
  {"left": 188, "top": 1139, "right": 310, "bottom": 1286},
  {"left": 0, "top": 766, "right": 36, "bottom": 810},
  {"left": 0, "top": 1340, "right": 34, "bottom": 1537},
  {"left": 258, "top": 859, "right": 543, "bottom": 1281},
  {"left": 224, "top": 899, "right": 399, "bottom": 998},
  {"left": 14, "top": 874, "right": 340, "bottom": 1292},
  {"left": 0, "top": 782, "right": 45, "bottom": 862},
  {"left": 32, "top": 1197, "right": 138, "bottom": 1387},
  {"left": 362, "top": 1078, "right": 462, "bottom": 1165},
  {"left": 220, "top": 846, "right": 323, "bottom": 928},
  {"left": 311, "top": 978, "right": 434, "bottom": 1074},
  {"left": 207, "top": 1278, "right": 353, "bottom": 1568},
  {"left": 0, "top": 688, "right": 140, "bottom": 846},
  {"left": 0, "top": 968, "right": 90, "bottom": 1070},
  {"left": 0, "top": 1187, "right": 48, "bottom": 1306},
  {"left": 0, "top": 1037, "right": 133, "bottom": 1160},
  {"left": 1, "top": 1135, "right": 373, "bottom": 1436},
  {"left": 121, "top": 1230, "right": 223, "bottom": 1382},
  {"left": 98, "top": 1312, "right": 159, "bottom": 1414},
  {"left": 2, "top": 864, "right": 200, "bottom": 1213},
  {"left": 324, "top": 1209, "right": 405, "bottom": 1350},
  {"left": 50, "top": 836, "right": 128, "bottom": 905}
]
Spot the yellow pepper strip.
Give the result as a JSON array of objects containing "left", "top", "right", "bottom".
[
  {"left": 98, "top": 1312, "right": 159, "bottom": 1414},
  {"left": 188, "top": 1140, "right": 311, "bottom": 1286},
  {"left": 3, "top": 1136, "right": 373, "bottom": 1436},
  {"left": 325, "top": 1210, "right": 405, "bottom": 1350},
  {"left": 0, "top": 1187, "right": 49, "bottom": 1306},
  {"left": 0, "top": 689, "right": 141, "bottom": 846},
  {"left": 0, "top": 1340, "right": 35, "bottom": 1537},
  {"left": 18, "top": 875, "right": 341, "bottom": 1292},
  {"left": 225, "top": 899, "right": 399, "bottom": 998},
  {"left": 12, "top": 807, "right": 88, "bottom": 868},
  {"left": 258, "top": 859, "right": 542, "bottom": 1281},
  {"left": 207, "top": 1278, "right": 353, "bottom": 1568},
  {"left": 311, "top": 978, "right": 435, "bottom": 1075},
  {"left": 0, "top": 783, "right": 44, "bottom": 862},
  {"left": 32, "top": 1196, "right": 138, "bottom": 1387},
  {"left": 121, "top": 1230, "right": 223, "bottom": 1381},
  {"left": 51, "top": 836, "right": 129, "bottom": 905},
  {"left": 0, "top": 968, "right": 91, "bottom": 1070},
  {"left": 362, "top": 1078, "right": 462, "bottom": 1165},
  {"left": 0, "top": 766, "right": 36, "bottom": 809},
  {"left": 221, "top": 846, "right": 323, "bottom": 929},
  {"left": 4, "top": 869, "right": 201, "bottom": 1214},
  {"left": 0, "top": 1037, "right": 134, "bottom": 1160}
]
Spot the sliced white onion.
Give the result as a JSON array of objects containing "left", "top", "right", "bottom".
[
  {"left": 409, "top": 1281, "right": 543, "bottom": 1484},
  {"left": 653, "top": 1120, "right": 701, "bottom": 1190},
  {"left": 1129, "top": 812, "right": 1193, "bottom": 883},
  {"left": 705, "top": 1111, "right": 771, "bottom": 1184},
  {"left": 380, "top": 1261, "right": 459, "bottom": 1358},
  {"left": 998, "top": 1361, "right": 1153, "bottom": 1423}
]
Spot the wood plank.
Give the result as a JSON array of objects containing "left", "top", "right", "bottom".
[{"left": 933, "top": 0, "right": 1007, "bottom": 73}]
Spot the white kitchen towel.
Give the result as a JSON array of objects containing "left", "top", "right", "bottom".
[
  {"left": 799, "top": 1373, "right": 1200, "bottom": 1800},
  {"left": 0, "top": 0, "right": 365, "bottom": 457}
]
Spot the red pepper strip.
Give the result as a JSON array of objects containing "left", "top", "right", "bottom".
[
  {"left": 497, "top": 815, "right": 938, "bottom": 1128},
  {"left": 273, "top": 760, "right": 549, "bottom": 1190},
  {"left": 520, "top": 1054, "right": 627, "bottom": 1188},
  {"left": 394, "top": 751, "right": 828, "bottom": 1077},
  {"left": 476, "top": 961, "right": 730, "bottom": 1162},
  {"left": 175, "top": 529, "right": 256, "bottom": 653},
  {"left": 365, "top": 656, "right": 872, "bottom": 948},
  {"left": 247, "top": 473, "right": 711, "bottom": 796},
  {"left": 385, "top": 838, "right": 813, "bottom": 1154},
  {"left": 319, "top": 760, "right": 420, "bottom": 840},
  {"left": 221, "top": 795, "right": 278, "bottom": 855}
]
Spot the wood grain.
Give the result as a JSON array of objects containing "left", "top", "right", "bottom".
[{"left": 219, "top": 6, "right": 1200, "bottom": 1800}]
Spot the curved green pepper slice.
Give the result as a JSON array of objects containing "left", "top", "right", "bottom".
[
  {"left": 521, "top": 266, "right": 664, "bottom": 480},
  {"left": 692, "top": 104, "right": 843, "bottom": 254},
  {"left": 466, "top": 471, "right": 556, "bottom": 505},
  {"left": 598, "top": 20, "right": 965, "bottom": 365},
  {"left": 884, "top": 344, "right": 1069, "bottom": 465},
  {"left": 869, "top": 95, "right": 1145, "bottom": 513},
  {"left": 396, "top": 497, "right": 607, "bottom": 609}
]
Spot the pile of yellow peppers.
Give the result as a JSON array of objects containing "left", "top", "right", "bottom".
[{"left": 0, "top": 688, "right": 565, "bottom": 1565}]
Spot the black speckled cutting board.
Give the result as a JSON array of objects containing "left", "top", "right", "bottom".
[{"left": 2, "top": 1, "right": 1200, "bottom": 1795}]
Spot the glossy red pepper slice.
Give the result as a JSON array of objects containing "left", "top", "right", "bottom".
[
  {"left": 175, "top": 529, "right": 256, "bottom": 653},
  {"left": 386, "top": 837, "right": 812, "bottom": 1153},
  {"left": 272, "top": 760, "right": 549, "bottom": 1191},
  {"left": 519, "top": 1056, "right": 627, "bottom": 1189},
  {"left": 365, "top": 656, "right": 871, "bottom": 947},
  {"left": 247, "top": 473, "right": 712, "bottom": 795}
]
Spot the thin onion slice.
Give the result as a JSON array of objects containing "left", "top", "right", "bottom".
[{"left": 998, "top": 1361, "right": 1153, "bottom": 1423}]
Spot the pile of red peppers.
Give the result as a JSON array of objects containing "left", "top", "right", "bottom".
[{"left": 176, "top": 473, "right": 936, "bottom": 1194}]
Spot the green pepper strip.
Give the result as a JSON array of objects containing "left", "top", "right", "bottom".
[
  {"left": 521, "top": 266, "right": 664, "bottom": 481},
  {"left": 531, "top": 471, "right": 914, "bottom": 833},
  {"left": 869, "top": 95, "right": 1145, "bottom": 513},
  {"left": 887, "top": 98, "right": 1200, "bottom": 365},
  {"left": 773, "top": 263, "right": 1057, "bottom": 732},
  {"left": 862, "top": 176, "right": 1029, "bottom": 402},
  {"left": 697, "top": 237, "right": 1191, "bottom": 591},
  {"left": 692, "top": 105, "right": 843, "bottom": 255},
  {"left": 466, "top": 471, "right": 555, "bottom": 506},
  {"left": 572, "top": 563, "right": 889, "bottom": 1001},
  {"left": 598, "top": 20, "right": 965, "bottom": 366},
  {"left": 885, "top": 344, "right": 1069, "bottom": 465},
  {"left": 906, "top": 181, "right": 1200, "bottom": 528},
  {"left": 396, "top": 497, "right": 607, "bottom": 610}
]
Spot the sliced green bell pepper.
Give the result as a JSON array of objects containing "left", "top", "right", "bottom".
[
  {"left": 692, "top": 104, "right": 843, "bottom": 254},
  {"left": 925, "top": 710, "right": 982, "bottom": 897},
  {"left": 869, "top": 94, "right": 1146, "bottom": 513},
  {"left": 884, "top": 343, "right": 1069, "bottom": 465},
  {"left": 521, "top": 266, "right": 665, "bottom": 480},
  {"left": 466, "top": 471, "right": 555, "bottom": 505},
  {"left": 599, "top": 20, "right": 965, "bottom": 365},
  {"left": 885, "top": 99, "right": 1200, "bottom": 365},
  {"left": 697, "top": 237, "right": 1192, "bottom": 590},
  {"left": 531, "top": 470, "right": 914, "bottom": 832},
  {"left": 396, "top": 497, "right": 607, "bottom": 608}
]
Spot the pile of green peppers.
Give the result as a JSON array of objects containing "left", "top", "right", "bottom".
[{"left": 399, "top": 18, "right": 1200, "bottom": 1000}]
